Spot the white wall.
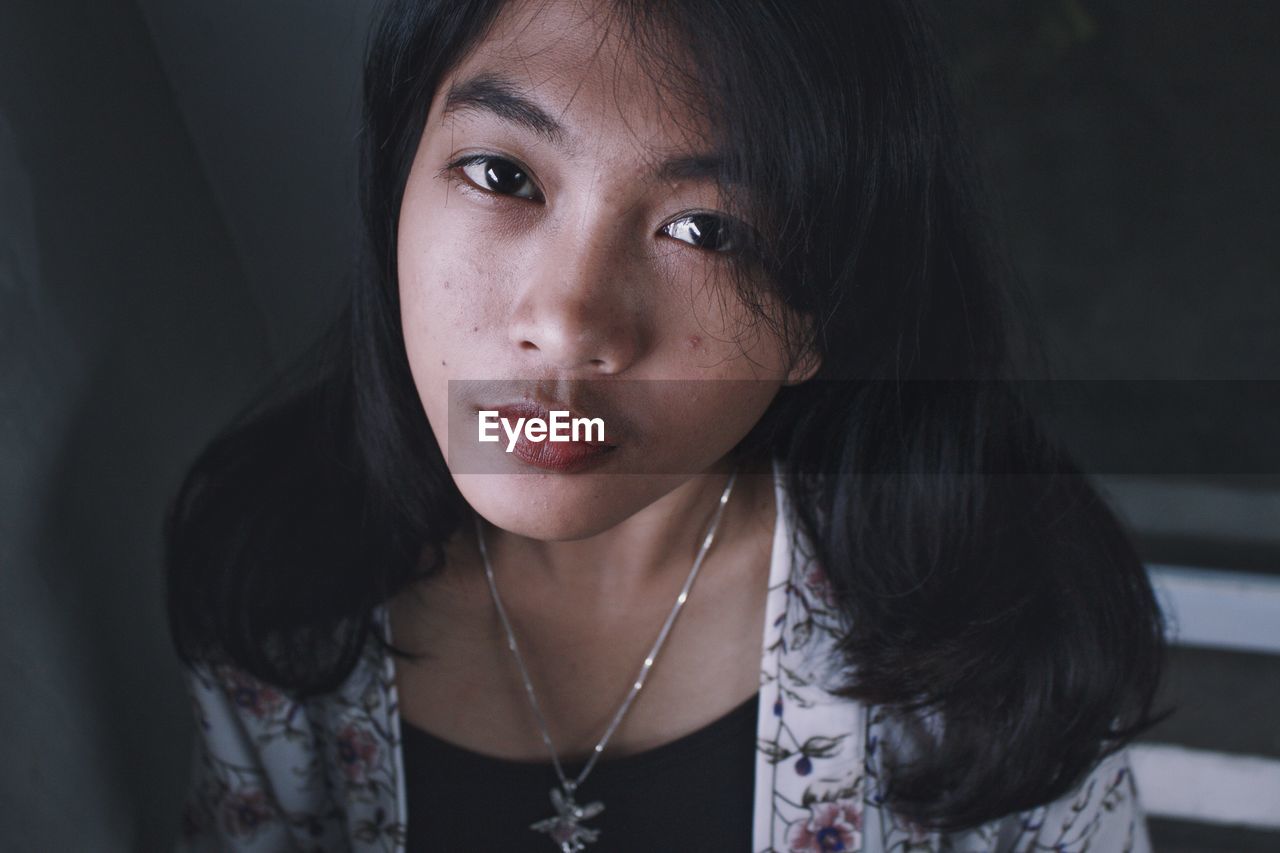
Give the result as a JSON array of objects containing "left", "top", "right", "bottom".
[
  {"left": 0, "top": 0, "right": 271, "bottom": 847},
  {"left": 135, "top": 0, "right": 377, "bottom": 366}
]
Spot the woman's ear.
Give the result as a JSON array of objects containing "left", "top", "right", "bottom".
[{"left": 783, "top": 346, "right": 822, "bottom": 386}]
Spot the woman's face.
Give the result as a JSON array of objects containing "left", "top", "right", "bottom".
[{"left": 397, "top": 0, "right": 816, "bottom": 540}]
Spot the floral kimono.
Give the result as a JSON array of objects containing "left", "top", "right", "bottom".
[{"left": 177, "top": 465, "right": 1152, "bottom": 852}]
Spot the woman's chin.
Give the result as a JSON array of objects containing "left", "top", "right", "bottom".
[{"left": 449, "top": 470, "right": 688, "bottom": 541}]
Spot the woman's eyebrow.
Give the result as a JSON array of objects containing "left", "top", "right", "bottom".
[
  {"left": 442, "top": 71, "right": 728, "bottom": 184},
  {"left": 443, "top": 73, "right": 572, "bottom": 150}
]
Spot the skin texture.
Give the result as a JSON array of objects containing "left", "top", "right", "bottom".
[{"left": 391, "top": 0, "right": 819, "bottom": 759}]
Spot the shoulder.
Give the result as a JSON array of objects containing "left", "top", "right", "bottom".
[
  {"left": 182, "top": 616, "right": 393, "bottom": 757},
  {"left": 178, "top": 658, "right": 330, "bottom": 849},
  {"left": 965, "top": 747, "right": 1150, "bottom": 853},
  {"left": 860, "top": 718, "right": 1151, "bottom": 853},
  {"left": 177, "top": 623, "right": 401, "bottom": 850}
]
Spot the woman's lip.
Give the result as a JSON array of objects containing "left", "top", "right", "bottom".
[
  {"left": 510, "top": 436, "right": 616, "bottom": 473},
  {"left": 487, "top": 401, "right": 616, "bottom": 447},
  {"left": 477, "top": 399, "right": 619, "bottom": 472}
]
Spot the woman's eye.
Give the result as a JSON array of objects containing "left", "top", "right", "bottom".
[
  {"left": 661, "top": 213, "right": 739, "bottom": 254},
  {"left": 456, "top": 155, "right": 542, "bottom": 201}
]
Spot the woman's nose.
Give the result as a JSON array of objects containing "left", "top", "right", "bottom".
[{"left": 507, "top": 223, "right": 647, "bottom": 375}]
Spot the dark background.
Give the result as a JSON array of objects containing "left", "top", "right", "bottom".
[{"left": 0, "top": 1, "right": 1275, "bottom": 849}]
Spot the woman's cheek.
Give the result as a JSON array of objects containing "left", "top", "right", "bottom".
[
  {"left": 656, "top": 258, "right": 790, "bottom": 380},
  {"left": 402, "top": 239, "right": 500, "bottom": 366},
  {"left": 639, "top": 377, "right": 778, "bottom": 472}
]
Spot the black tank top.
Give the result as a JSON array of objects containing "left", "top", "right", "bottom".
[{"left": 400, "top": 691, "right": 759, "bottom": 851}]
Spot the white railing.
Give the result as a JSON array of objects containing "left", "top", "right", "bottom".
[
  {"left": 1149, "top": 564, "right": 1280, "bottom": 656},
  {"left": 1137, "top": 564, "right": 1280, "bottom": 830}
]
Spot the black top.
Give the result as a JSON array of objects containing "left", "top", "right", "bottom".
[{"left": 400, "top": 692, "right": 760, "bottom": 852}]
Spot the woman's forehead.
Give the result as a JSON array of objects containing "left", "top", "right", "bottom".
[{"left": 434, "top": 0, "right": 714, "bottom": 161}]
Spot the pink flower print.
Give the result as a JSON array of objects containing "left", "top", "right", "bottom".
[
  {"left": 220, "top": 788, "right": 276, "bottom": 838},
  {"left": 336, "top": 722, "right": 380, "bottom": 784},
  {"left": 786, "top": 798, "right": 863, "bottom": 852},
  {"left": 904, "top": 818, "right": 931, "bottom": 844},
  {"left": 218, "top": 666, "right": 286, "bottom": 719},
  {"left": 805, "top": 565, "right": 838, "bottom": 608}
]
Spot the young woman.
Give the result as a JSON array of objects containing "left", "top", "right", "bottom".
[{"left": 167, "top": 0, "right": 1167, "bottom": 850}]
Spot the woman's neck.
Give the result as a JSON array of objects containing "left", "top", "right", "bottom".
[{"left": 461, "top": 461, "right": 776, "bottom": 622}]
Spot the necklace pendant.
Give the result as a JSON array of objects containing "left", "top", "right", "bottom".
[{"left": 530, "top": 783, "right": 605, "bottom": 852}]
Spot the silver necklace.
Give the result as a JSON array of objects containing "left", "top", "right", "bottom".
[{"left": 473, "top": 471, "right": 738, "bottom": 853}]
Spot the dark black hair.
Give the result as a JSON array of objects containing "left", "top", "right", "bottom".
[{"left": 165, "top": 0, "right": 1167, "bottom": 831}]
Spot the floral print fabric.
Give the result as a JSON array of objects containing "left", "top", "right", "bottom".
[
  {"left": 177, "top": 463, "right": 1152, "bottom": 852},
  {"left": 753, "top": 472, "right": 1150, "bottom": 852}
]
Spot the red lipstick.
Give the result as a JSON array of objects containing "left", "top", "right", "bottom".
[{"left": 487, "top": 400, "right": 616, "bottom": 473}]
